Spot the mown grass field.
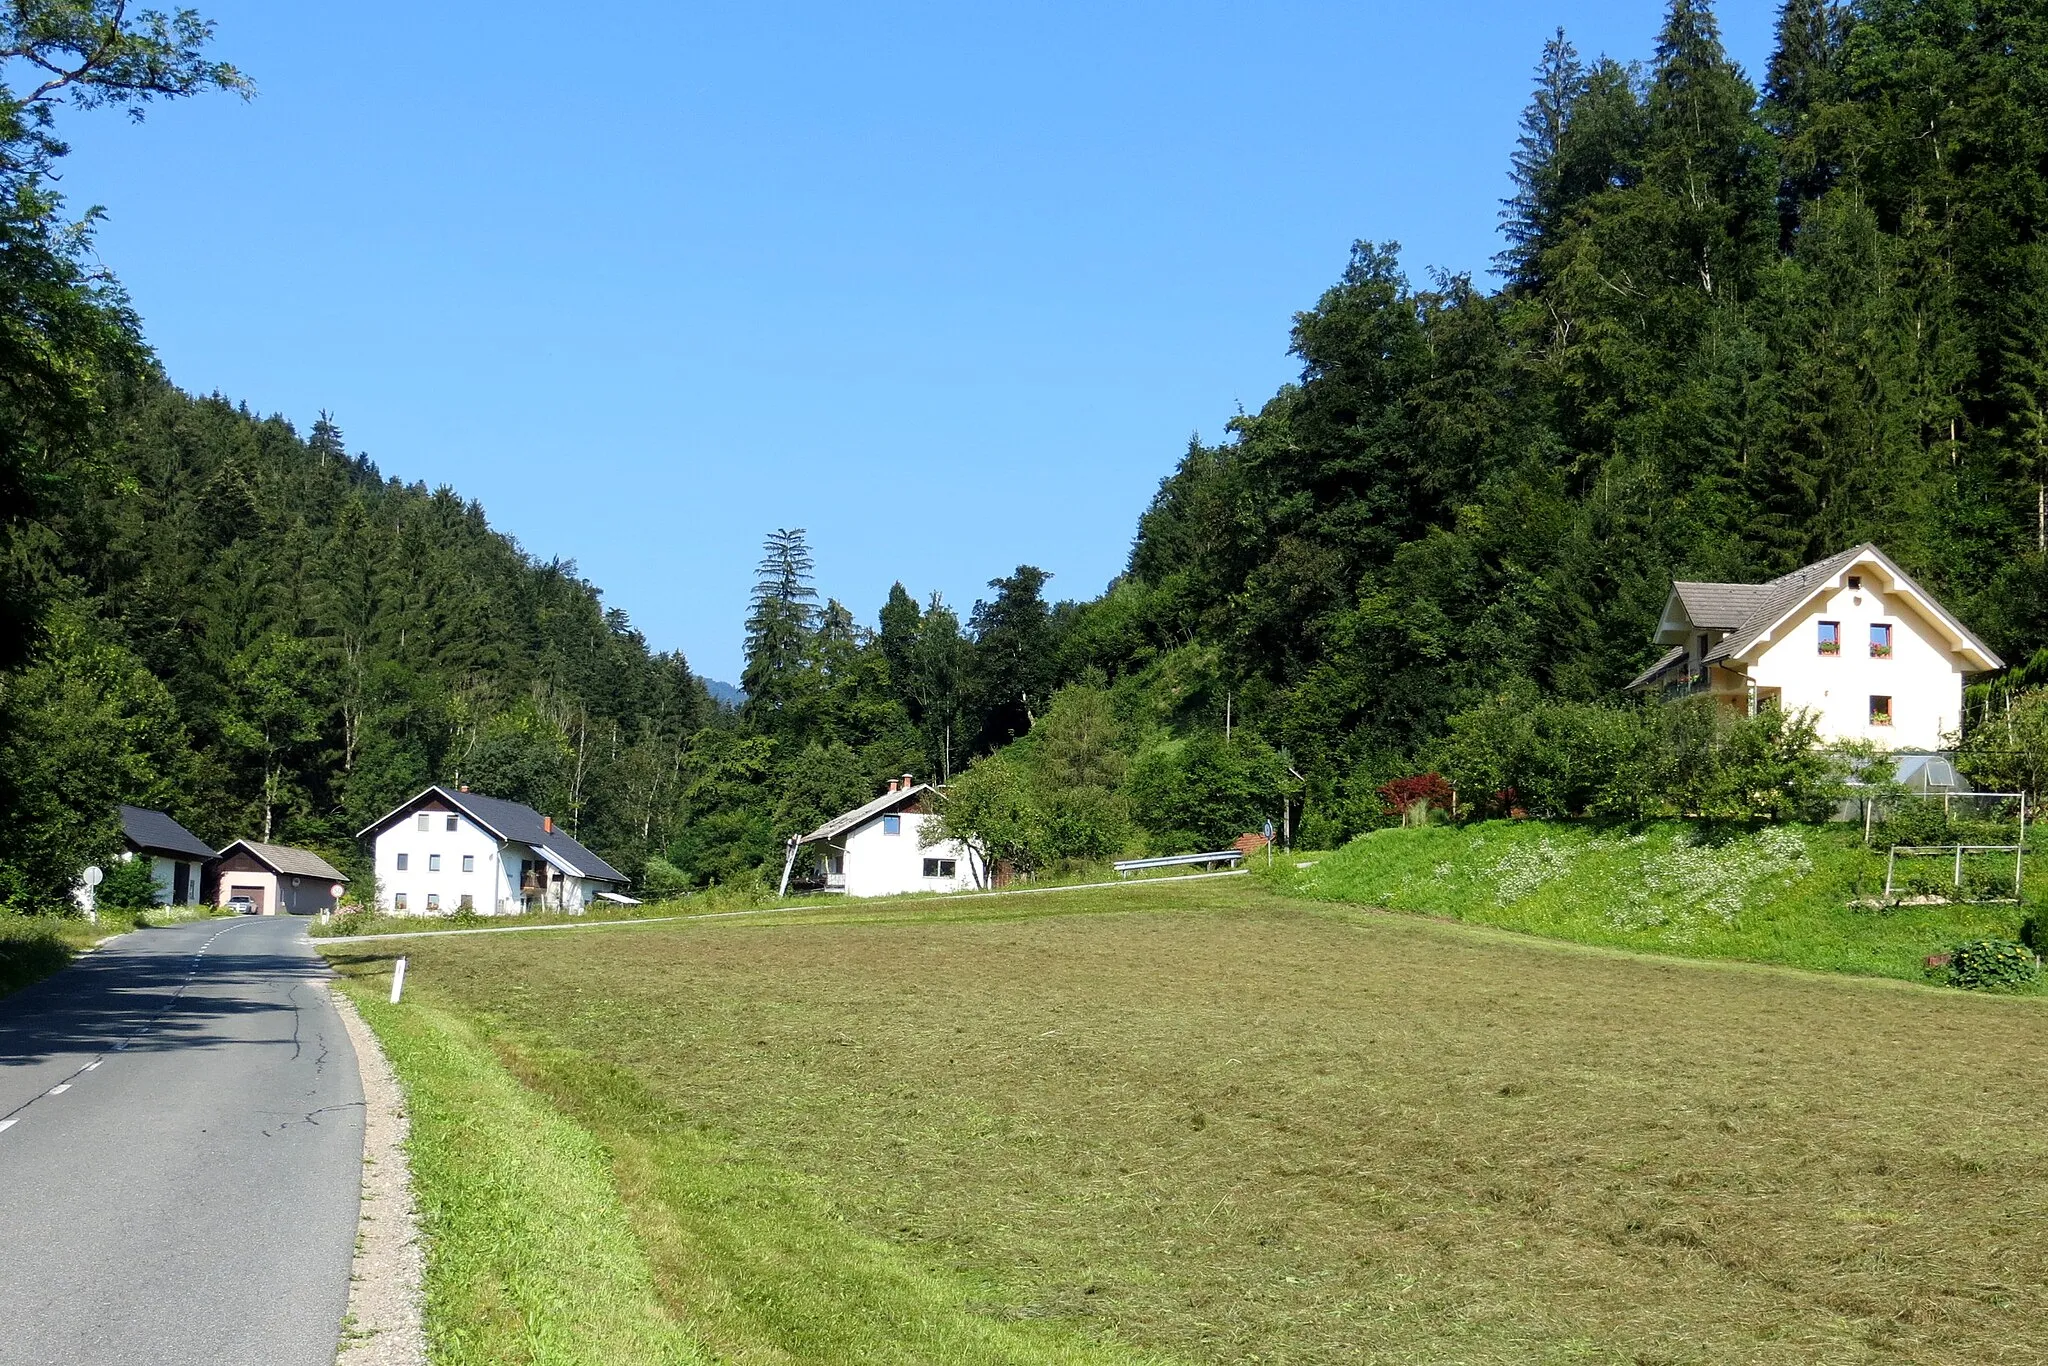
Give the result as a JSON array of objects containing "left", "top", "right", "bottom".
[
  {"left": 1291, "top": 820, "right": 2042, "bottom": 985},
  {"left": 329, "top": 877, "right": 2048, "bottom": 1365}
]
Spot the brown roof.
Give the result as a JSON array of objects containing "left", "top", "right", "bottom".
[{"left": 216, "top": 840, "right": 349, "bottom": 882}]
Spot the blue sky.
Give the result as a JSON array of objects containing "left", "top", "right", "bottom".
[{"left": 57, "top": 1, "right": 1777, "bottom": 682}]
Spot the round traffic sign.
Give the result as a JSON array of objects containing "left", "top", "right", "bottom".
[{"left": 82, "top": 865, "right": 104, "bottom": 887}]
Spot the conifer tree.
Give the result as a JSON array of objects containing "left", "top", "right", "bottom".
[{"left": 740, "top": 528, "right": 818, "bottom": 734}]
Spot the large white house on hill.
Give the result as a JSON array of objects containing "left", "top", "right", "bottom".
[
  {"left": 1627, "top": 543, "right": 2001, "bottom": 751},
  {"left": 359, "top": 786, "right": 631, "bottom": 915}
]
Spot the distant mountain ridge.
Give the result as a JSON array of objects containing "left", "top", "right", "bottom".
[{"left": 700, "top": 678, "right": 745, "bottom": 709}]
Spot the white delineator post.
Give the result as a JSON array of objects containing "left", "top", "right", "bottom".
[{"left": 389, "top": 957, "right": 408, "bottom": 1005}]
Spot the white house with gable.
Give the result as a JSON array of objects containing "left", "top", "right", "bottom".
[
  {"left": 779, "top": 774, "right": 985, "bottom": 897},
  {"left": 359, "top": 785, "right": 632, "bottom": 915},
  {"left": 1626, "top": 543, "right": 2002, "bottom": 751}
]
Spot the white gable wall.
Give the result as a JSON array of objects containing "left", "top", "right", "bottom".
[
  {"left": 841, "top": 811, "right": 982, "bottom": 897},
  {"left": 373, "top": 809, "right": 507, "bottom": 915},
  {"left": 1745, "top": 579, "right": 1965, "bottom": 751}
]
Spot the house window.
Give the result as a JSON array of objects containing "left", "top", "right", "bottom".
[
  {"left": 428, "top": 854, "right": 442, "bottom": 872},
  {"left": 1871, "top": 623, "right": 1893, "bottom": 658},
  {"left": 1870, "top": 695, "right": 1893, "bottom": 726},
  {"left": 882, "top": 814, "right": 901, "bottom": 835},
  {"left": 417, "top": 812, "right": 430, "bottom": 831},
  {"left": 923, "top": 858, "right": 956, "bottom": 878},
  {"left": 462, "top": 854, "right": 475, "bottom": 873},
  {"left": 393, "top": 893, "right": 408, "bottom": 911},
  {"left": 459, "top": 894, "right": 473, "bottom": 911},
  {"left": 396, "top": 852, "right": 409, "bottom": 871},
  {"left": 1848, "top": 574, "right": 1862, "bottom": 591},
  {"left": 1818, "top": 621, "right": 1841, "bottom": 655},
  {"left": 447, "top": 815, "right": 458, "bottom": 831},
  {"left": 427, "top": 893, "right": 441, "bottom": 911}
]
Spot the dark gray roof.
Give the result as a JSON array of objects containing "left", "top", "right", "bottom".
[
  {"left": 1698, "top": 543, "right": 2000, "bottom": 669},
  {"left": 218, "top": 840, "right": 349, "bottom": 881},
  {"left": 1625, "top": 646, "right": 1689, "bottom": 692},
  {"left": 796, "top": 785, "right": 934, "bottom": 844},
  {"left": 1671, "top": 582, "right": 1774, "bottom": 630},
  {"left": 364, "top": 786, "right": 628, "bottom": 885},
  {"left": 119, "top": 805, "right": 216, "bottom": 861}
]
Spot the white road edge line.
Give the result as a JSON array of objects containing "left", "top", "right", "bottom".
[{"left": 0, "top": 1118, "right": 15, "bottom": 1133}]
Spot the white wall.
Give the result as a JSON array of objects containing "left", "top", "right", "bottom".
[
  {"left": 1749, "top": 579, "right": 1966, "bottom": 751},
  {"left": 146, "top": 856, "right": 206, "bottom": 905},
  {"left": 373, "top": 809, "right": 507, "bottom": 915},
  {"left": 841, "top": 811, "right": 983, "bottom": 898},
  {"left": 372, "top": 812, "right": 614, "bottom": 915}
]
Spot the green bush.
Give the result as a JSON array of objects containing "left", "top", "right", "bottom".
[
  {"left": 96, "top": 856, "right": 162, "bottom": 910},
  {"left": 327, "top": 908, "right": 375, "bottom": 937},
  {"left": 2021, "top": 907, "right": 2048, "bottom": 956},
  {"left": 1437, "top": 695, "right": 1840, "bottom": 822},
  {"left": 1946, "top": 939, "right": 2039, "bottom": 992}
]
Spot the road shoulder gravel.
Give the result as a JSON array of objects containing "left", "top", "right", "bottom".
[{"left": 333, "top": 987, "right": 427, "bottom": 1366}]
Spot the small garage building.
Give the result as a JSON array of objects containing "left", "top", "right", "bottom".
[{"left": 213, "top": 840, "right": 350, "bottom": 916}]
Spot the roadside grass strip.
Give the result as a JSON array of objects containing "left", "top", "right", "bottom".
[
  {"left": 343, "top": 977, "right": 1153, "bottom": 1366},
  {"left": 1292, "top": 819, "right": 2042, "bottom": 984},
  {"left": 344, "top": 989, "right": 711, "bottom": 1366}
]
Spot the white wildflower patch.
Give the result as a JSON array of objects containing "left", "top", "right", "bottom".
[
  {"left": 1490, "top": 838, "right": 1575, "bottom": 904},
  {"left": 1608, "top": 825, "right": 1813, "bottom": 936}
]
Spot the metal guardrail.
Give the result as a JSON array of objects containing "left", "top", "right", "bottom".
[{"left": 1113, "top": 850, "right": 1244, "bottom": 876}]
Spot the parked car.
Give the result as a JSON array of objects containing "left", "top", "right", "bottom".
[{"left": 226, "top": 896, "right": 256, "bottom": 915}]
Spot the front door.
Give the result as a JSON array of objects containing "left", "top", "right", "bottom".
[{"left": 172, "top": 862, "right": 190, "bottom": 904}]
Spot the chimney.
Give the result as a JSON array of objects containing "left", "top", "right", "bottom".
[
  {"left": 902, "top": 773, "right": 915, "bottom": 791},
  {"left": 543, "top": 815, "right": 553, "bottom": 834},
  {"left": 886, "top": 779, "right": 899, "bottom": 794},
  {"left": 459, "top": 785, "right": 469, "bottom": 793}
]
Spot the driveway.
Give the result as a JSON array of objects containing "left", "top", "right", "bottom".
[{"left": 0, "top": 915, "right": 362, "bottom": 1366}]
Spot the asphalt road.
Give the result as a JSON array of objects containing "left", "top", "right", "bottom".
[{"left": 0, "top": 915, "right": 363, "bottom": 1366}]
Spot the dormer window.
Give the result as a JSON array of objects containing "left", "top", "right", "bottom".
[
  {"left": 1818, "top": 621, "right": 1841, "bottom": 656},
  {"left": 1870, "top": 623, "right": 1893, "bottom": 658}
]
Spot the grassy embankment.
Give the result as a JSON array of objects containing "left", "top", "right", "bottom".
[
  {"left": 0, "top": 902, "right": 228, "bottom": 997},
  {"left": 330, "top": 877, "right": 2048, "bottom": 1364},
  {"left": 1288, "top": 818, "right": 2041, "bottom": 985}
]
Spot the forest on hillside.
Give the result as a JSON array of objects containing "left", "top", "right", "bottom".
[{"left": 10, "top": 0, "right": 2048, "bottom": 907}]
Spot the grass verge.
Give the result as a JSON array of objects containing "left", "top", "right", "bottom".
[
  {"left": 337, "top": 967, "right": 1154, "bottom": 1365},
  {"left": 340, "top": 985, "right": 711, "bottom": 1366},
  {"left": 1287, "top": 819, "right": 2041, "bottom": 984},
  {"left": 0, "top": 908, "right": 165, "bottom": 997}
]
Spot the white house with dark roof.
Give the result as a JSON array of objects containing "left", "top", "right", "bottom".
[
  {"left": 778, "top": 775, "right": 985, "bottom": 898},
  {"left": 1627, "top": 543, "right": 2002, "bottom": 750},
  {"left": 213, "top": 839, "right": 350, "bottom": 916},
  {"left": 359, "top": 785, "right": 631, "bottom": 915},
  {"left": 112, "top": 805, "right": 215, "bottom": 907}
]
